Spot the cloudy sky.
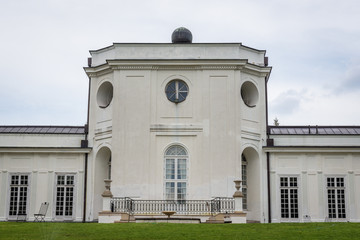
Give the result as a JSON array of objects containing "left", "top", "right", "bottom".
[{"left": 1, "top": 0, "right": 359, "bottom": 126}]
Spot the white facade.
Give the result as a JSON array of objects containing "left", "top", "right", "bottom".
[{"left": 0, "top": 31, "right": 359, "bottom": 223}]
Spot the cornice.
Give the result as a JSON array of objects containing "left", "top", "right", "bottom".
[
  {"left": 263, "top": 146, "right": 360, "bottom": 153},
  {"left": 84, "top": 59, "right": 271, "bottom": 77},
  {"left": 0, "top": 147, "right": 92, "bottom": 153},
  {"left": 84, "top": 65, "right": 113, "bottom": 77},
  {"left": 150, "top": 124, "right": 203, "bottom": 132},
  {"left": 242, "top": 64, "right": 272, "bottom": 77},
  {"left": 110, "top": 65, "right": 243, "bottom": 70}
]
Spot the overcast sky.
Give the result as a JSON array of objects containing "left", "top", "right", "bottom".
[{"left": 1, "top": 0, "right": 359, "bottom": 126}]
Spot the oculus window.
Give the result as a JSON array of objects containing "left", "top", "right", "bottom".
[
  {"left": 97, "top": 81, "right": 113, "bottom": 108},
  {"left": 241, "top": 81, "right": 259, "bottom": 107},
  {"left": 165, "top": 80, "right": 188, "bottom": 103}
]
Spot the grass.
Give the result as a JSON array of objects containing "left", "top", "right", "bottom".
[{"left": 0, "top": 222, "right": 359, "bottom": 240}]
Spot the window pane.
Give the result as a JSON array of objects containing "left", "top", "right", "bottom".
[
  {"left": 20, "top": 175, "right": 28, "bottom": 185},
  {"left": 177, "top": 182, "right": 186, "bottom": 200},
  {"left": 290, "top": 177, "right": 297, "bottom": 187},
  {"left": 11, "top": 175, "right": 19, "bottom": 185},
  {"left": 56, "top": 187, "right": 65, "bottom": 216},
  {"left": 165, "top": 146, "right": 187, "bottom": 156},
  {"left": 177, "top": 159, "right": 186, "bottom": 179},
  {"left": 65, "top": 188, "right": 74, "bottom": 216},
  {"left": 166, "top": 159, "right": 175, "bottom": 179},
  {"left": 9, "top": 187, "right": 18, "bottom": 216},
  {"left": 57, "top": 175, "right": 65, "bottom": 185},
  {"left": 327, "top": 177, "right": 335, "bottom": 187},
  {"left": 66, "top": 175, "right": 74, "bottom": 185},
  {"left": 165, "top": 82, "right": 176, "bottom": 102},
  {"left": 280, "top": 177, "right": 288, "bottom": 187},
  {"left": 165, "top": 182, "right": 175, "bottom": 200}
]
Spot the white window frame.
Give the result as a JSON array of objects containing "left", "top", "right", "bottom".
[
  {"left": 53, "top": 173, "right": 77, "bottom": 221},
  {"left": 279, "top": 175, "right": 300, "bottom": 222},
  {"left": 164, "top": 145, "right": 189, "bottom": 201},
  {"left": 7, "top": 173, "right": 31, "bottom": 220},
  {"left": 325, "top": 175, "right": 347, "bottom": 221}
]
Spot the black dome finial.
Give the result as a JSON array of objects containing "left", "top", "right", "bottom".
[{"left": 172, "top": 27, "right": 192, "bottom": 43}]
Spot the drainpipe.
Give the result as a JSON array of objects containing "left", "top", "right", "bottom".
[
  {"left": 265, "top": 73, "right": 272, "bottom": 223},
  {"left": 83, "top": 152, "right": 88, "bottom": 222},
  {"left": 82, "top": 61, "right": 92, "bottom": 222},
  {"left": 266, "top": 152, "right": 271, "bottom": 223}
]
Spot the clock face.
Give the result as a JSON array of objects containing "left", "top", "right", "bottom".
[{"left": 165, "top": 80, "right": 188, "bottom": 103}]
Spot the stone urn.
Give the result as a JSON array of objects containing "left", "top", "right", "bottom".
[
  {"left": 102, "top": 179, "right": 113, "bottom": 197},
  {"left": 233, "top": 179, "right": 243, "bottom": 198}
]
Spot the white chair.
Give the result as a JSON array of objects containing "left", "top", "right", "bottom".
[{"left": 34, "top": 202, "right": 49, "bottom": 222}]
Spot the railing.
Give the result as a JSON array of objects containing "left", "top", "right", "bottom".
[
  {"left": 211, "top": 197, "right": 235, "bottom": 214},
  {"left": 110, "top": 197, "right": 234, "bottom": 215}
]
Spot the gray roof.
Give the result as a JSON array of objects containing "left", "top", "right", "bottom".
[
  {"left": 269, "top": 126, "right": 360, "bottom": 135},
  {"left": 0, "top": 126, "right": 85, "bottom": 134}
]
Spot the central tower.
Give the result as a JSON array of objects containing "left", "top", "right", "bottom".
[{"left": 84, "top": 29, "right": 271, "bottom": 222}]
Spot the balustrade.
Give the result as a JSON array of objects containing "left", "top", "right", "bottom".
[{"left": 110, "top": 197, "right": 234, "bottom": 215}]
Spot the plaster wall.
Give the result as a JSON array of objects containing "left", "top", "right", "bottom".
[
  {"left": 272, "top": 135, "right": 360, "bottom": 147},
  {"left": 0, "top": 134, "right": 84, "bottom": 148}
]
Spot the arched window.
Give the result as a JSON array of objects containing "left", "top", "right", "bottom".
[{"left": 164, "top": 145, "right": 188, "bottom": 200}]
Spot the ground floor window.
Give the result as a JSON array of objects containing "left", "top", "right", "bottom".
[
  {"left": 241, "top": 154, "right": 247, "bottom": 210},
  {"left": 327, "top": 177, "right": 346, "bottom": 219},
  {"left": 164, "top": 145, "right": 188, "bottom": 201},
  {"left": 9, "top": 174, "right": 29, "bottom": 217},
  {"left": 55, "top": 174, "right": 75, "bottom": 218},
  {"left": 280, "top": 176, "right": 299, "bottom": 219}
]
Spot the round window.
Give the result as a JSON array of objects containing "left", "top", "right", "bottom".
[
  {"left": 97, "top": 82, "right": 113, "bottom": 108},
  {"left": 241, "top": 81, "right": 259, "bottom": 107},
  {"left": 165, "top": 80, "right": 189, "bottom": 103}
]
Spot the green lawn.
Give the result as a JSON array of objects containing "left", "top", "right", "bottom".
[{"left": 0, "top": 222, "right": 359, "bottom": 240}]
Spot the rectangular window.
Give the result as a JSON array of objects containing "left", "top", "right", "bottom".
[
  {"left": 177, "top": 159, "right": 186, "bottom": 179},
  {"left": 242, "top": 159, "right": 247, "bottom": 210},
  {"left": 9, "top": 174, "right": 29, "bottom": 217},
  {"left": 327, "top": 177, "right": 346, "bottom": 219},
  {"left": 165, "top": 182, "right": 175, "bottom": 200},
  {"left": 56, "top": 174, "right": 75, "bottom": 218},
  {"left": 165, "top": 159, "right": 175, "bottom": 179},
  {"left": 177, "top": 182, "right": 186, "bottom": 200},
  {"left": 280, "top": 176, "right": 299, "bottom": 219}
]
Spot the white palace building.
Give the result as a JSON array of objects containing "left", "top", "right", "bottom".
[{"left": 1, "top": 28, "right": 360, "bottom": 223}]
